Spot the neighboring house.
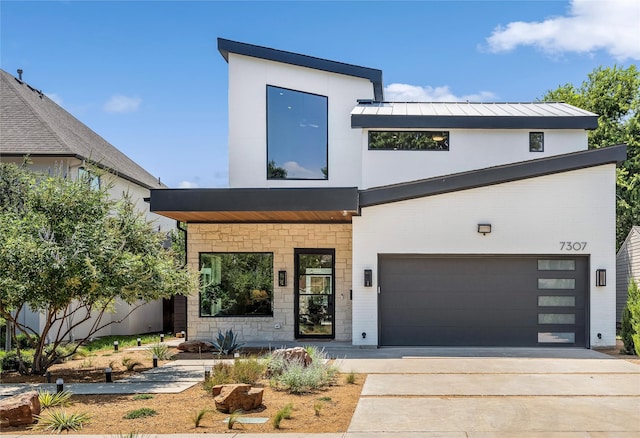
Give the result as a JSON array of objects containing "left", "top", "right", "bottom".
[
  {"left": 616, "top": 226, "right": 640, "bottom": 325},
  {"left": 0, "top": 68, "right": 177, "bottom": 339},
  {"left": 149, "top": 38, "right": 626, "bottom": 349}
]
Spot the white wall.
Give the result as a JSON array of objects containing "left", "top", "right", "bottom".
[
  {"left": 362, "top": 129, "right": 589, "bottom": 188},
  {"left": 227, "top": 53, "right": 374, "bottom": 188},
  {"left": 352, "top": 165, "right": 617, "bottom": 348}
]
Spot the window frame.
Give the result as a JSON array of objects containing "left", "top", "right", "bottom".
[
  {"left": 368, "top": 130, "right": 450, "bottom": 151},
  {"left": 529, "top": 132, "right": 544, "bottom": 152},
  {"left": 78, "top": 167, "right": 100, "bottom": 190},
  {"left": 266, "top": 85, "right": 329, "bottom": 181},
  {"left": 198, "top": 251, "right": 274, "bottom": 318}
]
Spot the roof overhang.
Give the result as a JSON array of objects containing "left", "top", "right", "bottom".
[
  {"left": 150, "top": 187, "right": 359, "bottom": 223},
  {"left": 351, "top": 114, "right": 599, "bottom": 130},
  {"left": 360, "top": 144, "right": 627, "bottom": 207},
  {"left": 217, "top": 38, "right": 384, "bottom": 101}
]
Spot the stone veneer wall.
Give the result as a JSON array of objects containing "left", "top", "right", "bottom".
[{"left": 187, "top": 223, "right": 352, "bottom": 343}]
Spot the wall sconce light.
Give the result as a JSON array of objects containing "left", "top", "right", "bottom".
[
  {"left": 278, "top": 270, "right": 287, "bottom": 287},
  {"left": 596, "top": 269, "right": 606, "bottom": 287},
  {"left": 477, "top": 224, "right": 492, "bottom": 235},
  {"left": 364, "top": 269, "right": 372, "bottom": 287}
]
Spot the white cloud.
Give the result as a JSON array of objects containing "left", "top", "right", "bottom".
[
  {"left": 103, "top": 95, "right": 142, "bottom": 113},
  {"left": 45, "top": 93, "right": 63, "bottom": 106},
  {"left": 282, "top": 161, "right": 323, "bottom": 179},
  {"left": 384, "top": 83, "right": 497, "bottom": 102},
  {"left": 485, "top": 0, "right": 640, "bottom": 60},
  {"left": 177, "top": 180, "right": 199, "bottom": 188}
]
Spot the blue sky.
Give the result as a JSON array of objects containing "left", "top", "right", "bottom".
[{"left": 1, "top": 0, "right": 638, "bottom": 188}]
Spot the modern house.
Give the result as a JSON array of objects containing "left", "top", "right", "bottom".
[
  {"left": 0, "top": 68, "right": 177, "bottom": 339},
  {"left": 616, "top": 226, "right": 640, "bottom": 324},
  {"left": 149, "top": 38, "right": 626, "bottom": 349}
]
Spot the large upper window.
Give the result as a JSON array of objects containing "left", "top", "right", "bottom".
[
  {"left": 267, "top": 85, "right": 328, "bottom": 180},
  {"left": 200, "top": 253, "right": 273, "bottom": 317},
  {"left": 368, "top": 131, "right": 449, "bottom": 151}
]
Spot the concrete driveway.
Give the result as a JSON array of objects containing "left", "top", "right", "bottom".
[{"left": 334, "top": 348, "right": 640, "bottom": 436}]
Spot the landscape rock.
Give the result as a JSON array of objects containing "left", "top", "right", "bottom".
[
  {"left": 177, "top": 340, "right": 215, "bottom": 352},
  {"left": 271, "top": 346, "right": 313, "bottom": 366},
  {"left": 212, "top": 384, "right": 264, "bottom": 413},
  {"left": 0, "top": 390, "right": 41, "bottom": 427}
]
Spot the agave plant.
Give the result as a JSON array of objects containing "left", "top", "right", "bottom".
[{"left": 212, "top": 329, "right": 244, "bottom": 355}]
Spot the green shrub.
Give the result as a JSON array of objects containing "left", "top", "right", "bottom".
[
  {"left": 132, "top": 394, "right": 154, "bottom": 400},
  {"left": 147, "top": 343, "right": 171, "bottom": 360},
  {"left": 621, "top": 279, "right": 640, "bottom": 355},
  {"left": 38, "top": 390, "right": 72, "bottom": 409},
  {"left": 123, "top": 408, "right": 157, "bottom": 419},
  {"left": 191, "top": 408, "right": 210, "bottom": 427},
  {"left": 232, "top": 357, "right": 266, "bottom": 384},
  {"left": 1, "top": 349, "right": 34, "bottom": 372},
  {"left": 345, "top": 371, "right": 356, "bottom": 384},
  {"left": 15, "top": 333, "right": 39, "bottom": 349},
  {"left": 32, "top": 410, "right": 90, "bottom": 432},
  {"left": 212, "top": 329, "right": 245, "bottom": 355},
  {"left": 272, "top": 403, "right": 293, "bottom": 429},
  {"left": 203, "top": 362, "right": 234, "bottom": 390},
  {"left": 268, "top": 346, "right": 337, "bottom": 394},
  {"left": 227, "top": 409, "right": 243, "bottom": 430}
]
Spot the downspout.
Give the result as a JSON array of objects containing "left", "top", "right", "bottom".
[{"left": 177, "top": 220, "right": 188, "bottom": 341}]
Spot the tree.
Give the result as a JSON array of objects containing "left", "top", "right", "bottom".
[
  {"left": 541, "top": 65, "right": 640, "bottom": 248},
  {"left": 267, "top": 160, "right": 287, "bottom": 179},
  {"left": 621, "top": 279, "right": 640, "bottom": 355},
  {"left": 0, "top": 162, "right": 198, "bottom": 374}
]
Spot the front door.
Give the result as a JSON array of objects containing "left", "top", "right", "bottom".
[{"left": 294, "top": 249, "right": 335, "bottom": 338}]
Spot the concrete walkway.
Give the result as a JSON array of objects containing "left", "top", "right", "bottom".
[{"left": 2, "top": 346, "right": 640, "bottom": 437}]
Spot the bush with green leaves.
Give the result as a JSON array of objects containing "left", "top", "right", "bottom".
[
  {"left": 1, "top": 349, "right": 34, "bottom": 372},
  {"left": 32, "top": 410, "right": 90, "bottom": 433},
  {"left": 212, "top": 329, "right": 245, "bottom": 355},
  {"left": 621, "top": 279, "right": 640, "bottom": 355},
  {"left": 38, "top": 390, "right": 72, "bottom": 409},
  {"left": 232, "top": 357, "right": 266, "bottom": 384},
  {"left": 147, "top": 342, "right": 171, "bottom": 360},
  {"left": 267, "top": 346, "right": 338, "bottom": 394},
  {"left": 123, "top": 408, "right": 157, "bottom": 419}
]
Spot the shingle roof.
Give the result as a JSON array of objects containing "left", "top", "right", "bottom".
[
  {"left": 351, "top": 101, "right": 599, "bottom": 129},
  {"left": 0, "top": 69, "right": 163, "bottom": 189}
]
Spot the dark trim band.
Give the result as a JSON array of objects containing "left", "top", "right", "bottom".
[
  {"left": 218, "top": 38, "right": 384, "bottom": 101},
  {"left": 352, "top": 114, "right": 599, "bottom": 130},
  {"left": 150, "top": 187, "right": 359, "bottom": 213}
]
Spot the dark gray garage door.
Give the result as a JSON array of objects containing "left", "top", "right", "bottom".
[{"left": 378, "top": 255, "right": 588, "bottom": 347}]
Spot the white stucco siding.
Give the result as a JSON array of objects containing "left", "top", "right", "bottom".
[
  {"left": 352, "top": 164, "right": 617, "bottom": 347},
  {"left": 362, "top": 129, "right": 589, "bottom": 188},
  {"left": 227, "top": 53, "right": 374, "bottom": 188}
]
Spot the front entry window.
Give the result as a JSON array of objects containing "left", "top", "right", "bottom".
[
  {"left": 199, "top": 252, "right": 273, "bottom": 317},
  {"left": 295, "top": 249, "right": 334, "bottom": 338}
]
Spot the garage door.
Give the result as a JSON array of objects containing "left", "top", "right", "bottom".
[{"left": 378, "top": 256, "right": 588, "bottom": 347}]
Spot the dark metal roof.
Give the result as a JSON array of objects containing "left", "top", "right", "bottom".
[
  {"left": 0, "top": 69, "right": 164, "bottom": 190},
  {"left": 351, "top": 102, "right": 599, "bottom": 129},
  {"left": 359, "top": 144, "right": 627, "bottom": 207},
  {"left": 150, "top": 187, "right": 359, "bottom": 223},
  {"left": 217, "top": 38, "right": 384, "bottom": 101}
]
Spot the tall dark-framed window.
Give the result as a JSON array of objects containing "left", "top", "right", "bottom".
[
  {"left": 266, "top": 85, "right": 328, "bottom": 180},
  {"left": 368, "top": 131, "right": 449, "bottom": 150},
  {"left": 530, "top": 132, "right": 544, "bottom": 152},
  {"left": 78, "top": 167, "right": 100, "bottom": 190},
  {"left": 199, "top": 252, "right": 273, "bottom": 317}
]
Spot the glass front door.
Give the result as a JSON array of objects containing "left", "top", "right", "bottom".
[{"left": 295, "top": 249, "right": 334, "bottom": 338}]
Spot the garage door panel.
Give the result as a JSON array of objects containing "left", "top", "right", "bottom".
[{"left": 379, "top": 255, "right": 587, "bottom": 347}]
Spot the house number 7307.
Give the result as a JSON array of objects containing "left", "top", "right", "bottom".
[{"left": 560, "top": 242, "right": 587, "bottom": 251}]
